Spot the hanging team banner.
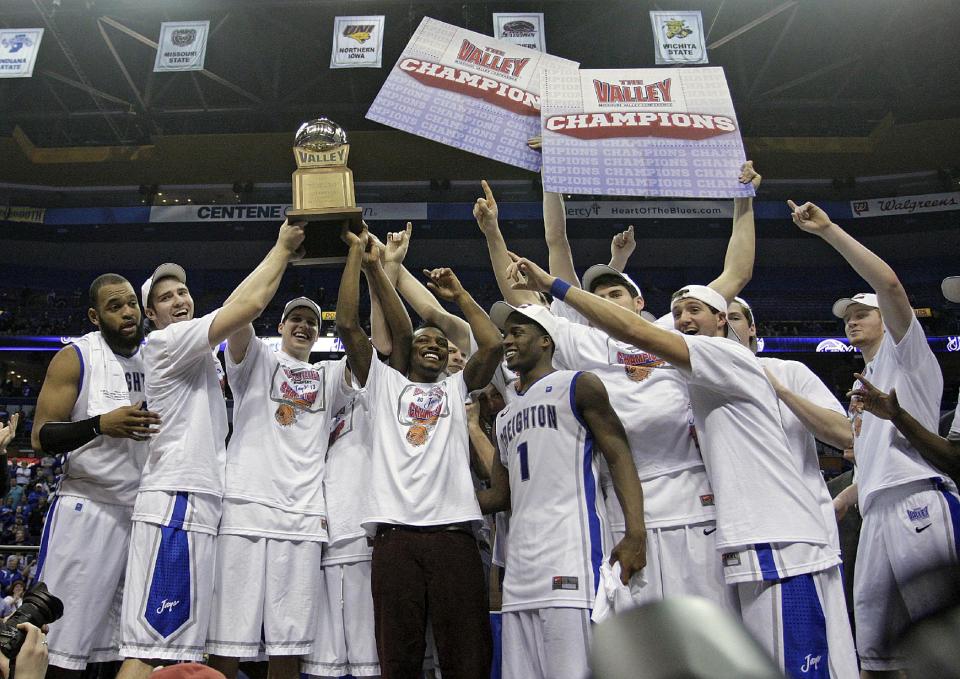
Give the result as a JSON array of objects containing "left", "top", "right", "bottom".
[
  {"left": 366, "top": 17, "right": 578, "bottom": 172},
  {"left": 0, "top": 29, "right": 43, "bottom": 78},
  {"left": 540, "top": 67, "right": 753, "bottom": 198},
  {"left": 492, "top": 13, "right": 546, "bottom": 52},
  {"left": 153, "top": 21, "right": 210, "bottom": 72},
  {"left": 330, "top": 15, "right": 385, "bottom": 69},
  {"left": 650, "top": 11, "right": 708, "bottom": 65}
]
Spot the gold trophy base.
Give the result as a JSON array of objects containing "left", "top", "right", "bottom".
[{"left": 286, "top": 206, "right": 364, "bottom": 266}]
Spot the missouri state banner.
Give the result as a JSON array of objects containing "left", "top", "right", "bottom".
[
  {"left": 540, "top": 67, "right": 753, "bottom": 198},
  {"left": 366, "top": 17, "right": 578, "bottom": 171}
]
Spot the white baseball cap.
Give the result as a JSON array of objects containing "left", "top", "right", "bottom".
[
  {"left": 582, "top": 264, "right": 642, "bottom": 298},
  {"left": 832, "top": 292, "right": 879, "bottom": 319},
  {"left": 670, "top": 284, "right": 740, "bottom": 341},
  {"left": 942, "top": 277, "right": 960, "bottom": 303},
  {"left": 141, "top": 263, "right": 187, "bottom": 309},
  {"left": 490, "top": 301, "right": 558, "bottom": 342},
  {"left": 282, "top": 297, "right": 322, "bottom": 322}
]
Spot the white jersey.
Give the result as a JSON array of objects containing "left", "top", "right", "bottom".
[
  {"left": 949, "top": 390, "right": 960, "bottom": 440},
  {"left": 495, "top": 370, "right": 608, "bottom": 611},
  {"left": 850, "top": 317, "right": 946, "bottom": 514},
  {"left": 60, "top": 333, "right": 146, "bottom": 506},
  {"left": 361, "top": 357, "right": 481, "bottom": 530},
  {"left": 324, "top": 385, "right": 372, "bottom": 546},
  {"left": 551, "top": 313, "right": 715, "bottom": 528},
  {"left": 760, "top": 357, "right": 843, "bottom": 554},
  {"left": 219, "top": 337, "right": 348, "bottom": 540},
  {"left": 138, "top": 311, "right": 228, "bottom": 497},
  {"left": 678, "top": 334, "right": 830, "bottom": 551}
]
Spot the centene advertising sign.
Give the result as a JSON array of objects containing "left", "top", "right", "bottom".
[
  {"left": 149, "top": 203, "right": 427, "bottom": 223},
  {"left": 540, "top": 67, "right": 752, "bottom": 198},
  {"left": 366, "top": 17, "right": 578, "bottom": 171}
]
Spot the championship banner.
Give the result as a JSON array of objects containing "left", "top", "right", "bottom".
[
  {"left": 366, "top": 17, "right": 579, "bottom": 171},
  {"left": 540, "top": 67, "right": 753, "bottom": 198},
  {"left": 148, "top": 202, "right": 427, "bottom": 223},
  {"left": 0, "top": 29, "right": 43, "bottom": 78},
  {"left": 330, "top": 15, "right": 385, "bottom": 69},
  {"left": 154, "top": 21, "right": 210, "bottom": 72},
  {"left": 850, "top": 191, "right": 960, "bottom": 218},
  {"left": 493, "top": 13, "right": 546, "bottom": 52},
  {"left": 650, "top": 11, "right": 708, "bottom": 65}
]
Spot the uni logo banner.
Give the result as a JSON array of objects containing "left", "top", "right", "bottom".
[{"left": 331, "top": 15, "right": 385, "bottom": 69}]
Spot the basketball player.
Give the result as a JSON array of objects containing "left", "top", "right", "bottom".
[
  {"left": 337, "top": 225, "right": 502, "bottom": 679},
  {"left": 479, "top": 302, "right": 646, "bottom": 679},
  {"left": 206, "top": 289, "right": 389, "bottom": 677},
  {"left": 506, "top": 256, "right": 858, "bottom": 679},
  {"left": 32, "top": 274, "right": 160, "bottom": 677},
  {"left": 787, "top": 200, "right": 958, "bottom": 678},
  {"left": 118, "top": 221, "right": 305, "bottom": 675},
  {"left": 727, "top": 296, "right": 852, "bottom": 556}
]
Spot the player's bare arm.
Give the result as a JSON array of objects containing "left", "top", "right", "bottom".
[
  {"left": 425, "top": 267, "right": 503, "bottom": 391},
  {"left": 33, "top": 347, "right": 161, "bottom": 452},
  {"left": 475, "top": 180, "right": 542, "bottom": 306},
  {"left": 507, "top": 253, "right": 692, "bottom": 371},
  {"left": 788, "top": 199, "right": 913, "bottom": 341},
  {"left": 849, "top": 373, "right": 960, "bottom": 478},
  {"left": 0, "top": 413, "right": 19, "bottom": 455},
  {"left": 476, "top": 453, "right": 511, "bottom": 514},
  {"left": 209, "top": 219, "right": 306, "bottom": 349},
  {"left": 574, "top": 371, "right": 646, "bottom": 583},
  {"left": 765, "top": 367, "right": 853, "bottom": 450},
  {"left": 466, "top": 400, "right": 495, "bottom": 480},
  {"left": 708, "top": 161, "right": 761, "bottom": 302},
  {"left": 337, "top": 225, "right": 375, "bottom": 387},
  {"left": 363, "top": 235, "right": 413, "bottom": 374},
  {"left": 368, "top": 230, "right": 399, "bottom": 355}
]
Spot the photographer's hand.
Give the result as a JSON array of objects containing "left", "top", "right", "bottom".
[{"left": 0, "top": 624, "right": 48, "bottom": 679}]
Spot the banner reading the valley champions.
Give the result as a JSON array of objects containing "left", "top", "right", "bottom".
[
  {"left": 540, "top": 67, "right": 753, "bottom": 198},
  {"left": 366, "top": 17, "right": 578, "bottom": 171}
]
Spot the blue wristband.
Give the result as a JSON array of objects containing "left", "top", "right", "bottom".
[{"left": 550, "top": 278, "right": 571, "bottom": 301}]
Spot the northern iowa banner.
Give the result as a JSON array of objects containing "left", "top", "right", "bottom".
[
  {"left": 330, "top": 15, "right": 385, "bottom": 68},
  {"left": 540, "top": 67, "right": 752, "bottom": 198},
  {"left": 366, "top": 17, "right": 578, "bottom": 171}
]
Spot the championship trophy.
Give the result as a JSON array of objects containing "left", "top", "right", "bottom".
[{"left": 287, "top": 118, "right": 363, "bottom": 265}]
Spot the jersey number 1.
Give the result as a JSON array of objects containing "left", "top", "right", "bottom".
[{"left": 518, "top": 442, "right": 530, "bottom": 481}]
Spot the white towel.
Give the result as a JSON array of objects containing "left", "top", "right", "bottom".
[
  {"left": 76, "top": 332, "right": 133, "bottom": 416},
  {"left": 591, "top": 561, "right": 648, "bottom": 623}
]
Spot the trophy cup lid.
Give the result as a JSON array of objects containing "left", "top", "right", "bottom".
[{"left": 295, "top": 118, "right": 348, "bottom": 152}]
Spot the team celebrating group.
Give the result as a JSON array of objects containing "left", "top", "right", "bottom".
[{"left": 26, "top": 160, "right": 960, "bottom": 679}]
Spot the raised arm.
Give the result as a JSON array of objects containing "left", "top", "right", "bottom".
[
  {"left": 542, "top": 187, "right": 582, "bottom": 288},
  {"left": 849, "top": 373, "right": 960, "bottom": 478},
  {"left": 574, "top": 371, "right": 646, "bottom": 583},
  {"left": 607, "top": 225, "right": 636, "bottom": 273},
  {"left": 475, "top": 180, "right": 543, "bottom": 305},
  {"left": 788, "top": 200, "right": 913, "bottom": 341},
  {"left": 507, "top": 254, "right": 692, "bottom": 371},
  {"left": 209, "top": 220, "right": 305, "bottom": 348},
  {"left": 424, "top": 267, "right": 503, "bottom": 391},
  {"left": 336, "top": 227, "right": 374, "bottom": 387},
  {"left": 363, "top": 244, "right": 413, "bottom": 375},
  {"left": 765, "top": 367, "right": 853, "bottom": 450},
  {"left": 366, "top": 233, "right": 392, "bottom": 357},
  {"left": 708, "top": 161, "right": 761, "bottom": 302}
]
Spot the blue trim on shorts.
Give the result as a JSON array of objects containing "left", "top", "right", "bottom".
[
  {"left": 755, "top": 543, "right": 780, "bottom": 581},
  {"left": 489, "top": 611, "right": 502, "bottom": 679},
  {"left": 781, "top": 573, "right": 829, "bottom": 679},
  {"left": 33, "top": 495, "right": 60, "bottom": 583},
  {"left": 144, "top": 492, "right": 192, "bottom": 637},
  {"left": 934, "top": 479, "right": 960, "bottom": 558}
]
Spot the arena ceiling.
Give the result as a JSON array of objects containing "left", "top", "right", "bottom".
[{"left": 1, "top": 0, "right": 958, "bottom": 149}]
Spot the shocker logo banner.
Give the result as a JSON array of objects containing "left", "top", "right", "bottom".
[{"left": 649, "top": 11, "right": 708, "bottom": 65}]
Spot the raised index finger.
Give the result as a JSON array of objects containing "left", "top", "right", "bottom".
[{"left": 481, "top": 180, "right": 495, "bottom": 203}]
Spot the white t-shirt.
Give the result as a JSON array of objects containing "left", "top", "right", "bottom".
[
  {"left": 138, "top": 311, "right": 228, "bottom": 497},
  {"left": 324, "top": 385, "right": 372, "bottom": 546},
  {"left": 361, "top": 357, "right": 481, "bottom": 530},
  {"left": 678, "top": 334, "right": 830, "bottom": 551},
  {"left": 550, "top": 314, "right": 716, "bottom": 528},
  {"left": 495, "top": 370, "right": 608, "bottom": 611},
  {"left": 850, "top": 317, "right": 946, "bottom": 514},
  {"left": 60, "top": 334, "right": 146, "bottom": 506},
  {"left": 759, "top": 357, "right": 843, "bottom": 554},
  {"left": 949, "top": 390, "right": 960, "bottom": 440},
  {"left": 218, "top": 338, "right": 348, "bottom": 540}
]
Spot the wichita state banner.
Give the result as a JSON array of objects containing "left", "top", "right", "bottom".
[
  {"left": 650, "top": 11, "right": 708, "bottom": 65},
  {"left": 540, "top": 67, "right": 752, "bottom": 198},
  {"left": 366, "top": 17, "right": 578, "bottom": 171},
  {"left": 154, "top": 21, "right": 210, "bottom": 72},
  {"left": 330, "top": 15, "right": 385, "bottom": 68},
  {"left": 0, "top": 29, "right": 43, "bottom": 78}
]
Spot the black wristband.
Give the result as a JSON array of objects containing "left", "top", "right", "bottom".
[{"left": 38, "top": 416, "right": 102, "bottom": 455}]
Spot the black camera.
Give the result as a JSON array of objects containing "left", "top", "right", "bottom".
[{"left": 0, "top": 583, "right": 64, "bottom": 659}]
